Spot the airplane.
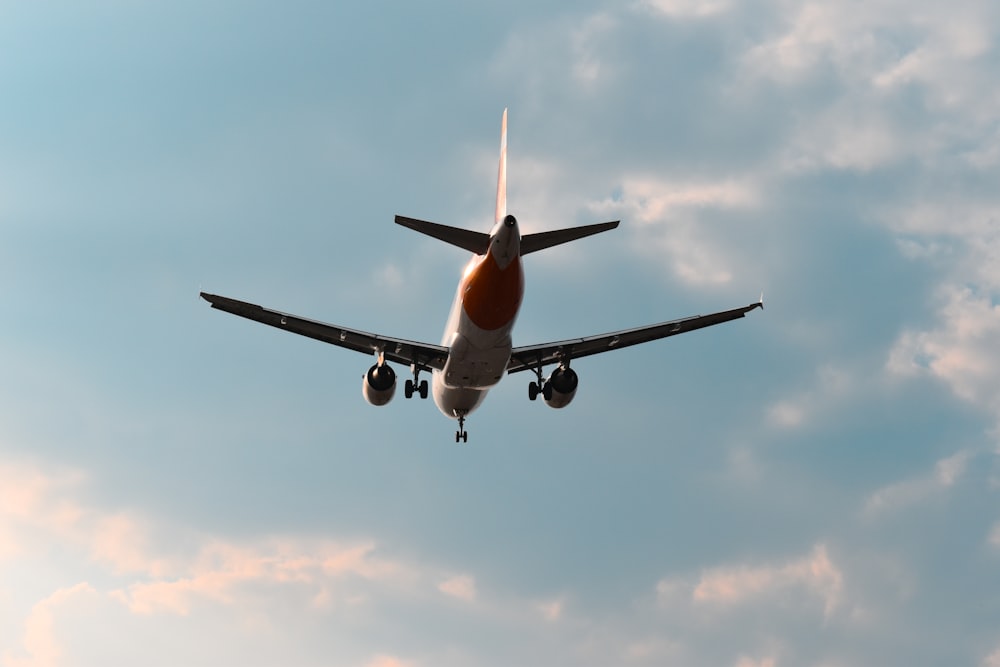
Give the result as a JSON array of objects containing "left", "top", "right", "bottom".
[{"left": 201, "top": 109, "right": 762, "bottom": 442}]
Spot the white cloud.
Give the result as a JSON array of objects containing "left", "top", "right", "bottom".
[
  {"left": 766, "top": 364, "right": 852, "bottom": 430},
  {"left": 781, "top": 104, "right": 901, "bottom": 172},
  {"left": 589, "top": 176, "right": 759, "bottom": 286},
  {"left": 863, "top": 450, "right": 972, "bottom": 517},
  {"left": 887, "top": 286, "right": 1000, "bottom": 412},
  {"left": 570, "top": 13, "right": 618, "bottom": 87},
  {"left": 638, "top": 0, "right": 732, "bottom": 19}
]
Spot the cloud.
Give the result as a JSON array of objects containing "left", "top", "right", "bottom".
[
  {"left": 364, "top": 656, "right": 417, "bottom": 667},
  {"left": 863, "top": 450, "right": 972, "bottom": 517},
  {"left": 3, "top": 583, "right": 96, "bottom": 667},
  {"left": 989, "top": 522, "right": 1000, "bottom": 550},
  {"left": 691, "top": 544, "right": 843, "bottom": 617},
  {"left": 887, "top": 286, "right": 1000, "bottom": 413},
  {"left": 638, "top": 0, "right": 732, "bottom": 19},
  {"left": 113, "top": 539, "right": 410, "bottom": 616},
  {"left": 536, "top": 598, "right": 564, "bottom": 621},
  {"left": 588, "top": 176, "right": 759, "bottom": 286},
  {"left": 766, "top": 364, "right": 852, "bottom": 429},
  {"left": 735, "top": 657, "right": 777, "bottom": 667},
  {"left": 437, "top": 574, "right": 477, "bottom": 602},
  {"left": 658, "top": 544, "right": 844, "bottom": 619}
]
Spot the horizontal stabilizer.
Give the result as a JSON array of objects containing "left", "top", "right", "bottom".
[
  {"left": 520, "top": 220, "right": 619, "bottom": 255},
  {"left": 395, "top": 215, "right": 491, "bottom": 255}
]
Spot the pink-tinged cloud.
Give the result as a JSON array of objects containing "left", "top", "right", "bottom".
[
  {"left": 113, "top": 540, "right": 409, "bottom": 616},
  {"left": 364, "top": 655, "right": 417, "bottom": 667},
  {"left": 691, "top": 544, "right": 843, "bottom": 617},
  {"left": 888, "top": 286, "right": 1000, "bottom": 416},
  {"left": 3, "top": 582, "right": 95, "bottom": 667},
  {"left": 437, "top": 574, "right": 477, "bottom": 602}
]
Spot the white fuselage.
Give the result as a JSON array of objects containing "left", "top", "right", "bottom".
[{"left": 432, "top": 217, "right": 523, "bottom": 419}]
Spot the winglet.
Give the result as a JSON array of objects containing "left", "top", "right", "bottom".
[
  {"left": 496, "top": 108, "right": 507, "bottom": 225},
  {"left": 758, "top": 292, "right": 765, "bottom": 310}
]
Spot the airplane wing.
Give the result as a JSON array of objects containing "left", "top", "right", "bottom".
[
  {"left": 507, "top": 300, "right": 763, "bottom": 374},
  {"left": 200, "top": 293, "right": 449, "bottom": 372}
]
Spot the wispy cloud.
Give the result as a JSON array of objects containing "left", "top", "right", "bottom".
[
  {"left": 658, "top": 544, "right": 845, "bottom": 619},
  {"left": 589, "top": 176, "right": 759, "bottom": 286},
  {"left": 863, "top": 450, "right": 972, "bottom": 517},
  {"left": 637, "top": 0, "right": 733, "bottom": 19},
  {"left": 766, "top": 364, "right": 852, "bottom": 429},
  {"left": 437, "top": 574, "right": 477, "bottom": 602}
]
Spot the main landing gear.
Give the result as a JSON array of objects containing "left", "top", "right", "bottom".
[
  {"left": 455, "top": 411, "right": 469, "bottom": 443},
  {"left": 404, "top": 367, "right": 429, "bottom": 399},
  {"left": 527, "top": 363, "right": 552, "bottom": 401}
]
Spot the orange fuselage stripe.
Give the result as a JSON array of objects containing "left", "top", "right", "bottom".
[{"left": 461, "top": 253, "right": 523, "bottom": 331}]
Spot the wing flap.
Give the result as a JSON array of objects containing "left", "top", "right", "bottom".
[
  {"left": 507, "top": 300, "right": 762, "bottom": 373},
  {"left": 201, "top": 292, "right": 449, "bottom": 372}
]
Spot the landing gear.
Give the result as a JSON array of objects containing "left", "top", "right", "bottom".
[
  {"left": 527, "top": 362, "right": 552, "bottom": 401},
  {"left": 404, "top": 367, "right": 429, "bottom": 399},
  {"left": 455, "top": 412, "right": 469, "bottom": 443}
]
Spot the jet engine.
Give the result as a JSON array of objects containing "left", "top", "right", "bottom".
[
  {"left": 362, "top": 362, "right": 396, "bottom": 406},
  {"left": 543, "top": 367, "right": 578, "bottom": 409}
]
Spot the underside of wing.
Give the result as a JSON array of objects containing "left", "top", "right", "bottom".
[
  {"left": 507, "top": 300, "right": 763, "bottom": 374},
  {"left": 201, "top": 293, "right": 449, "bottom": 372}
]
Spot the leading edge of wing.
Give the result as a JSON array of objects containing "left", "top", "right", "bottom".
[
  {"left": 200, "top": 293, "right": 449, "bottom": 372},
  {"left": 507, "top": 300, "right": 763, "bottom": 373}
]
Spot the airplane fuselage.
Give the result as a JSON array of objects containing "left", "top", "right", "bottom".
[{"left": 433, "top": 214, "right": 523, "bottom": 419}]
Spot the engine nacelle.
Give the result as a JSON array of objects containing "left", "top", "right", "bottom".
[
  {"left": 362, "top": 363, "right": 396, "bottom": 406},
  {"left": 543, "top": 367, "right": 578, "bottom": 409}
]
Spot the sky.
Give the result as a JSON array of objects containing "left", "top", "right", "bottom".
[{"left": 2, "top": 1, "right": 1000, "bottom": 665}]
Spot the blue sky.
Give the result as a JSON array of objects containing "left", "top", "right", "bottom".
[{"left": 2, "top": 1, "right": 1000, "bottom": 665}]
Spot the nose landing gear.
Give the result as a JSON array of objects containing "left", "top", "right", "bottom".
[{"left": 454, "top": 411, "right": 469, "bottom": 443}]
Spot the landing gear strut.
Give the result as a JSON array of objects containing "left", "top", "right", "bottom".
[
  {"left": 455, "top": 412, "right": 469, "bottom": 443},
  {"left": 527, "top": 360, "right": 552, "bottom": 401},
  {"left": 404, "top": 366, "right": 429, "bottom": 399}
]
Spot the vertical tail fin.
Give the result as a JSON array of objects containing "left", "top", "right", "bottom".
[{"left": 495, "top": 108, "right": 507, "bottom": 224}]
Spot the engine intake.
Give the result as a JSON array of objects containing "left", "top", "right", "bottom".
[
  {"left": 362, "top": 363, "right": 396, "bottom": 406},
  {"left": 543, "top": 367, "right": 578, "bottom": 409}
]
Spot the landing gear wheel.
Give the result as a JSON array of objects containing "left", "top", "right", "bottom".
[
  {"left": 455, "top": 414, "right": 469, "bottom": 443},
  {"left": 406, "top": 369, "right": 429, "bottom": 399},
  {"left": 528, "top": 381, "right": 540, "bottom": 401}
]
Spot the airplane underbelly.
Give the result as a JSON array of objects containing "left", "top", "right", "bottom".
[
  {"left": 432, "top": 375, "right": 488, "bottom": 419},
  {"left": 440, "top": 328, "right": 510, "bottom": 389}
]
